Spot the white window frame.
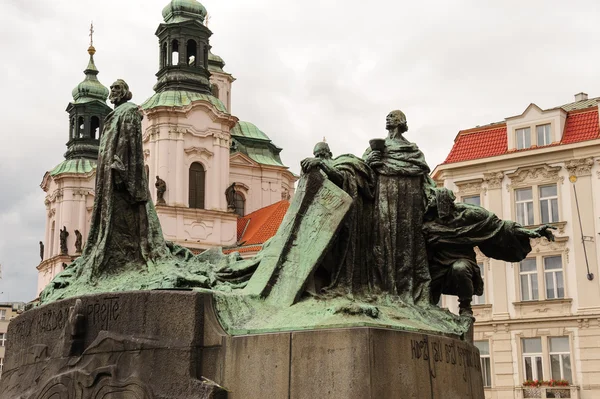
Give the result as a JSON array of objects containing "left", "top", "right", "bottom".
[
  {"left": 0, "top": 357, "right": 3, "bottom": 379},
  {"left": 539, "top": 184, "right": 559, "bottom": 224},
  {"left": 0, "top": 310, "right": 6, "bottom": 321},
  {"left": 516, "top": 127, "right": 532, "bottom": 150},
  {"left": 536, "top": 124, "right": 552, "bottom": 146},
  {"left": 515, "top": 187, "right": 534, "bottom": 226},
  {"left": 473, "top": 262, "right": 486, "bottom": 305},
  {"left": 0, "top": 333, "right": 5, "bottom": 347},
  {"left": 543, "top": 256, "right": 565, "bottom": 300},
  {"left": 549, "top": 337, "right": 572, "bottom": 382},
  {"left": 522, "top": 338, "right": 544, "bottom": 381},
  {"left": 519, "top": 258, "right": 539, "bottom": 301},
  {"left": 475, "top": 340, "right": 492, "bottom": 387},
  {"left": 462, "top": 195, "right": 481, "bottom": 206}
]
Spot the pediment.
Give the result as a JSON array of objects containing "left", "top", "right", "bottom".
[
  {"left": 184, "top": 147, "right": 214, "bottom": 159},
  {"left": 507, "top": 164, "right": 562, "bottom": 186},
  {"left": 230, "top": 152, "right": 258, "bottom": 167},
  {"left": 506, "top": 103, "right": 545, "bottom": 121}
]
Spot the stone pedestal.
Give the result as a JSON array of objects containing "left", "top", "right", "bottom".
[{"left": 0, "top": 291, "right": 484, "bottom": 398}]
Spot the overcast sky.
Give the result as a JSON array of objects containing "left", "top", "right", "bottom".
[{"left": 1, "top": 0, "right": 599, "bottom": 302}]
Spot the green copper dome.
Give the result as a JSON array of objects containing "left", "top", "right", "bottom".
[
  {"left": 208, "top": 50, "right": 226, "bottom": 73},
  {"left": 71, "top": 46, "right": 109, "bottom": 104},
  {"left": 162, "top": 0, "right": 207, "bottom": 23}
]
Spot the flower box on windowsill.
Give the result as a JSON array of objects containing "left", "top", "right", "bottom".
[{"left": 518, "top": 386, "right": 578, "bottom": 398}]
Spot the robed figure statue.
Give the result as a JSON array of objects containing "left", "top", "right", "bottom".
[{"left": 75, "top": 79, "right": 168, "bottom": 280}]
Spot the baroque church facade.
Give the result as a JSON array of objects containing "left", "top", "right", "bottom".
[{"left": 36, "top": 0, "right": 297, "bottom": 296}]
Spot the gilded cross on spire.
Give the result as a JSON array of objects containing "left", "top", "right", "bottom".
[
  {"left": 204, "top": 13, "right": 211, "bottom": 28},
  {"left": 89, "top": 22, "right": 94, "bottom": 47},
  {"left": 87, "top": 22, "right": 96, "bottom": 56}
]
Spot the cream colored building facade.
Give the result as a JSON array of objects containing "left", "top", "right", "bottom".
[
  {"left": 0, "top": 302, "right": 25, "bottom": 379},
  {"left": 433, "top": 94, "right": 600, "bottom": 399}
]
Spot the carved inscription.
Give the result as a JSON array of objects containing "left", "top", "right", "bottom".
[
  {"left": 86, "top": 296, "right": 120, "bottom": 330},
  {"left": 411, "top": 336, "right": 481, "bottom": 381},
  {"left": 318, "top": 185, "right": 344, "bottom": 211},
  {"left": 10, "top": 297, "right": 121, "bottom": 350}
]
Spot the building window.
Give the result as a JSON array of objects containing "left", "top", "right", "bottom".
[
  {"left": 189, "top": 162, "right": 206, "bottom": 209},
  {"left": 522, "top": 338, "right": 544, "bottom": 381},
  {"left": 539, "top": 185, "right": 558, "bottom": 224},
  {"left": 0, "top": 333, "right": 5, "bottom": 347},
  {"left": 0, "top": 357, "right": 3, "bottom": 379},
  {"left": 462, "top": 195, "right": 481, "bottom": 206},
  {"left": 186, "top": 39, "right": 197, "bottom": 66},
  {"left": 234, "top": 192, "right": 245, "bottom": 217},
  {"left": 171, "top": 39, "right": 180, "bottom": 65},
  {"left": 475, "top": 340, "right": 492, "bottom": 387},
  {"left": 473, "top": 262, "right": 485, "bottom": 305},
  {"left": 0, "top": 310, "right": 6, "bottom": 321},
  {"left": 211, "top": 84, "right": 220, "bottom": 98},
  {"left": 549, "top": 337, "right": 572, "bottom": 383},
  {"left": 536, "top": 124, "right": 551, "bottom": 146},
  {"left": 544, "top": 256, "right": 564, "bottom": 299},
  {"left": 516, "top": 127, "right": 531, "bottom": 150},
  {"left": 515, "top": 188, "right": 534, "bottom": 226},
  {"left": 519, "top": 258, "right": 539, "bottom": 301}
]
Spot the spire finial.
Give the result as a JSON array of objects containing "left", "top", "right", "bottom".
[
  {"left": 88, "top": 21, "right": 96, "bottom": 55},
  {"left": 204, "top": 13, "right": 211, "bottom": 28},
  {"left": 323, "top": 136, "right": 327, "bottom": 143}
]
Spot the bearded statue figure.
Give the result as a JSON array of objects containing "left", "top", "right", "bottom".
[{"left": 73, "top": 79, "right": 169, "bottom": 280}]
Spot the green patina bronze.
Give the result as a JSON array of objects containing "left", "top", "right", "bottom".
[{"left": 40, "top": 100, "right": 555, "bottom": 338}]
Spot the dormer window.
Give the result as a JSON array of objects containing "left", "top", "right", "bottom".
[
  {"left": 516, "top": 127, "right": 531, "bottom": 150},
  {"left": 536, "top": 124, "right": 551, "bottom": 146}
]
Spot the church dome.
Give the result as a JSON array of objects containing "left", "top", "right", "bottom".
[
  {"left": 71, "top": 46, "right": 109, "bottom": 104},
  {"left": 162, "top": 0, "right": 207, "bottom": 23}
]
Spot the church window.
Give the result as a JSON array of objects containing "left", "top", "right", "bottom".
[
  {"left": 78, "top": 117, "right": 85, "bottom": 138},
  {"left": 70, "top": 117, "right": 76, "bottom": 139},
  {"left": 211, "top": 84, "right": 219, "bottom": 98},
  {"left": 161, "top": 42, "right": 168, "bottom": 68},
  {"left": 189, "top": 162, "right": 205, "bottom": 209},
  {"left": 91, "top": 116, "right": 100, "bottom": 139},
  {"left": 234, "top": 192, "right": 245, "bottom": 217},
  {"left": 145, "top": 165, "right": 149, "bottom": 182},
  {"left": 187, "top": 40, "right": 197, "bottom": 66},
  {"left": 50, "top": 221, "right": 56, "bottom": 257},
  {"left": 171, "top": 40, "right": 180, "bottom": 65}
]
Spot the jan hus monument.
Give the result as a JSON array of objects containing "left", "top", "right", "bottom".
[{"left": 1, "top": 6, "right": 555, "bottom": 399}]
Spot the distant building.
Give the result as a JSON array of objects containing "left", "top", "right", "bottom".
[
  {"left": 0, "top": 302, "right": 25, "bottom": 379},
  {"left": 433, "top": 93, "right": 600, "bottom": 399},
  {"left": 36, "top": 0, "right": 297, "bottom": 296}
]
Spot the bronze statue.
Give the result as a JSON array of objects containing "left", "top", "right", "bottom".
[
  {"left": 364, "top": 110, "right": 432, "bottom": 305},
  {"left": 423, "top": 188, "right": 555, "bottom": 315},
  {"left": 60, "top": 226, "right": 69, "bottom": 255},
  {"left": 39, "top": 241, "right": 44, "bottom": 260},
  {"left": 155, "top": 176, "right": 166, "bottom": 205},
  {"left": 74, "top": 230, "right": 83, "bottom": 253},
  {"left": 225, "top": 182, "right": 237, "bottom": 211}
]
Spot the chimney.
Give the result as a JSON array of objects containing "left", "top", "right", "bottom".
[{"left": 575, "top": 92, "right": 588, "bottom": 102}]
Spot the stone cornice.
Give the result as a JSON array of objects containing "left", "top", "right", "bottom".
[
  {"left": 483, "top": 172, "right": 504, "bottom": 189},
  {"left": 506, "top": 164, "right": 562, "bottom": 189},
  {"left": 454, "top": 178, "right": 485, "bottom": 196},
  {"left": 565, "top": 157, "right": 594, "bottom": 177}
]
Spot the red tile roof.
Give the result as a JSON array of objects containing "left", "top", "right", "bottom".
[
  {"left": 443, "top": 126, "right": 507, "bottom": 164},
  {"left": 236, "top": 200, "right": 290, "bottom": 245},
  {"left": 562, "top": 109, "right": 600, "bottom": 144},
  {"left": 443, "top": 109, "right": 599, "bottom": 164}
]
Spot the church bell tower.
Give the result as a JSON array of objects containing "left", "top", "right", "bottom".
[{"left": 154, "top": 0, "right": 213, "bottom": 94}]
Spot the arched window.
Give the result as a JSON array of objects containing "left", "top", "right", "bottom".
[
  {"left": 186, "top": 39, "right": 197, "bottom": 66},
  {"left": 78, "top": 117, "right": 85, "bottom": 138},
  {"left": 211, "top": 84, "right": 219, "bottom": 98},
  {"left": 70, "top": 117, "right": 75, "bottom": 139},
  {"left": 145, "top": 165, "right": 149, "bottom": 181},
  {"left": 91, "top": 116, "right": 100, "bottom": 139},
  {"left": 161, "top": 42, "right": 167, "bottom": 68},
  {"left": 189, "top": 162, "right": 205, "bottom": 209},
  {"left": 234, "top": 192, "right": 245, "bottom": 217},
  {"left": 171, "top": 39, "right": 180, "bottom": 65}
]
